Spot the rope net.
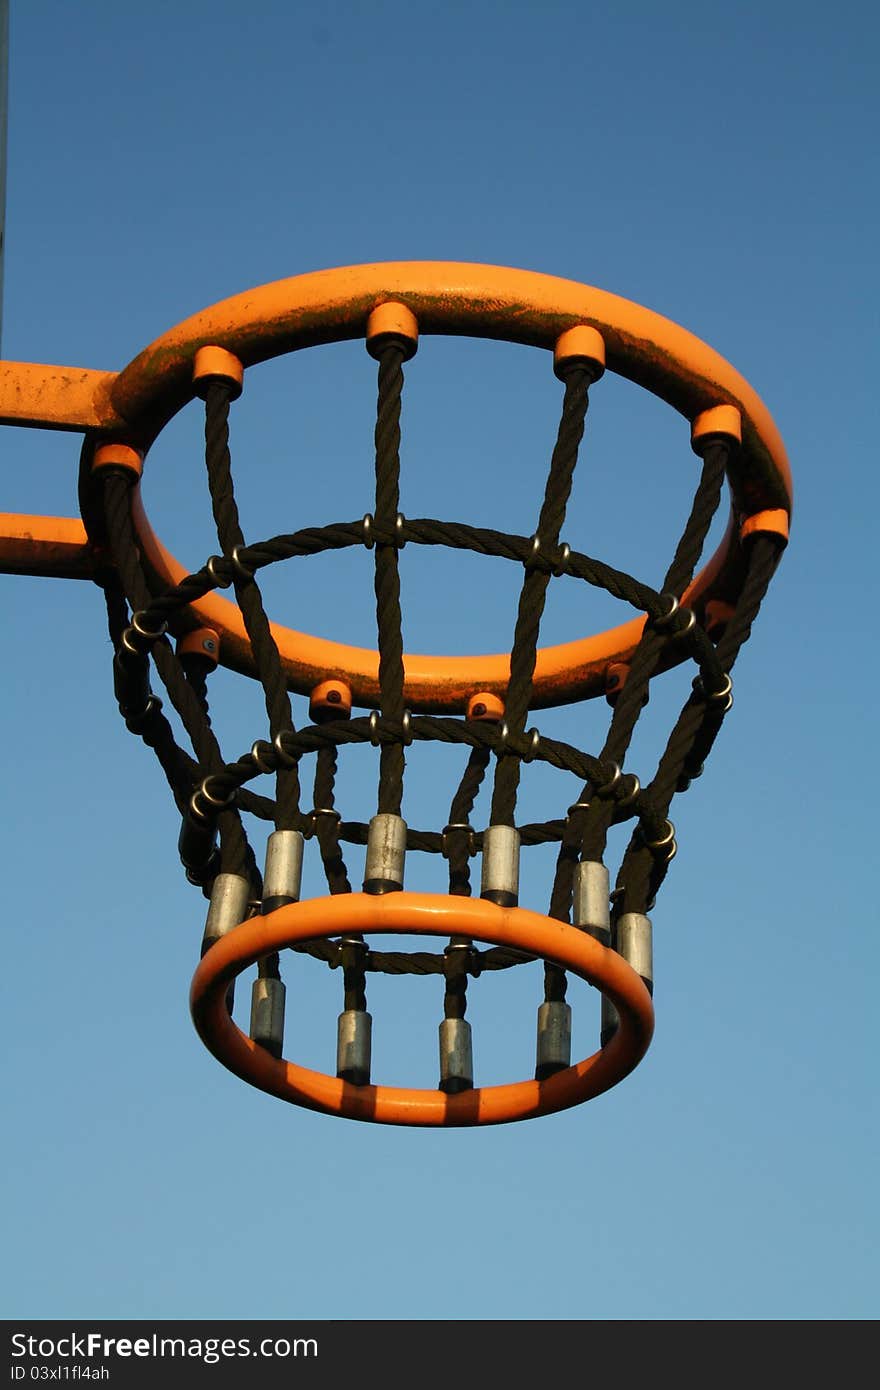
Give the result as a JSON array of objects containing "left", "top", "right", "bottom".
[{"left": 86, "top": 312, "right": 787, "bottom": 1118}]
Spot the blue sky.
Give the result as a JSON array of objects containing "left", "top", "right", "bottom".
[{"left": 1, "top": 0, "right": 877, "bottom": 1321}]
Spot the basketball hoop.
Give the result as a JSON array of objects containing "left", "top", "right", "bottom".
[{"left": 0, "top": 263, "right": 791, "bottom": 1125}]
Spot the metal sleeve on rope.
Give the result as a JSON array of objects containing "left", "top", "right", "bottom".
[
  {"left": 202, "top": 872, "right": 251, "bottom": 953},
  {"left": 250, "top": 976, "right": 286, "bottom": 1057},
  {"left": 363, "top": 813, "right": 407, "bottom": 893},
  {"left": 535, "top": 1000, "right": 572, "bottom": 1079},
  {"left": 480, "top": 824, "right": 520, "bottom": 907}
]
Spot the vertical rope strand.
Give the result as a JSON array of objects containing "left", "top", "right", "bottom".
[
  {"left": 203, "top": 381, "right": 302, "bottom": 831},
  {"left": 372, "top": 344, "right": 408, "bottom": 815},
  {"left": 100, "top": 469, "right": 251, "bottom": 878},
  {"left": 490, "top": 366, "right": 592, "bottom": 826},
  {"left": 615, "top": 534, "right": 784, "bottom": 915},
  {"left": 567, "top": 437, "right": 732, "bottom": 877},
  {"left": 312, "top": 746, "right": 352, "bottom": 896}
]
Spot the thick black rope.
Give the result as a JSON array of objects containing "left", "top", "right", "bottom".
[
  {"left": 443, "top": 953, "right": 469, "bottom": 1022},
  {"left": 444, "top": 746, "right": 490, "bottom": 897},
  {"left": 486, "top": 363, "right": 593, "bottom": 1006},
  {"left": 538, "top": 437, "right": 730, "bottom": 1004},
  {"left": 210, "top": 716, "right": 642, "bottom": 822},
  {"left": 100, "top": 469, "right": 252, "bottom": 878},
  {"left": 162, "top": 734, "right": 643, "bottom": 851},
  {"left": 603, "top": 439, "right": 730, "bottom": 771},
  {"left": 335, "top": 342, "right": 413, "bottom": 1021},
  {"left": 614, "top": 533, "right": 783, "bottom": 915},
  {"left": 564, "top": 437, "right": 732, "bottom": 881},
  {"left": 372, "top": 345, "right": 408, "bottom": 815},
  {"left": 312, "top": 746, "right": 352, "bottom": 896},
  {"left": 663, "top": 440, "right": 729, "bottom": 599},
  {"left": 439, "top": 744, "right": 492, "bottom": 1019},
  {"left": 98, "top": 566, "right": 193, "bottom": 817},
  {"left": 490, "top": 366, "right": 593, "bottom": 826},
  {"left": 135, "top": 516, "right": 710, "bottom": 656},
  {"left": 290, "top": 937, "right": 531, "bottom": 976},
  {"left": 203, "top": 381, "right": 301, "bottom": 831}
]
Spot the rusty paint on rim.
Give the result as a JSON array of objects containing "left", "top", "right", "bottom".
[{"left": 0, "top": 264, "right": 792, "bottom": 709}]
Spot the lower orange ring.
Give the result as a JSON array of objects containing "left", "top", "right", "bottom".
[{"left": 190, "top": 891, "right": 655, "bottom": 1126}]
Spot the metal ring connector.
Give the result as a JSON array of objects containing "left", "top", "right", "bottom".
[
  {"left": 495, "top": 722, "right": 539, "bottom": 762},
  {"left": 522, "top": 728, "right": 541, "bottom": 763},
  {"left": 123, "top": 694, "right": 163, "bottom": 731},
  {"left": 362, "top": 514, "right": 375, "bottom": 549},
  {"left": 651, "top": 593, "right": 679, "bottom": 630},
  {"left": 552, "top": 542, "right": 571, "bottom": 577},
  {"left": 130, "top": 610, "right": 168, "bottom": 642},
  {"left": 339, "top": 935, "right": 369, "bottom": 959},
  {"left": 250, "top": 740, "right": 276, "bottom": 775},
  {"left": 229, "top": 544, "right": 255, "bottom": 583},
  {"left": 693, "top": 672, "right": 734, "bottom": 711},
  {"left": 566, "top": 799, "right": 591, "bottom": 818},
  {"left": 676, "top": 607, "right": 696, "bottom": 638},
  {"left": 444, "top": 940, "right": 477, "bottom": 974},
  {"left": 121, "top": 619, "right": 165, "bottom": 657},
  {"left": 617, "top": 774, "right": 641, "bottom": 809},
  {"left": 200, "top": 776, "right": 237, "bottom": 810},
  {"left": 273, "top": 731, "right": 298, "bottom": 768},
  {"left": 311, "top": 806, "right": 342, "bottom": 824},
  {"left": 366, "top": 711, "right": 411, "bottom": 745},
  {"left": 593, "top": 761, "right": 621, "bottom": 798},
  {"left": 644, "top": 818, "right": 676, "bottom": 862},
  {"left": 652, "top": 595, "right": 696, "bottom": 640},
  {"left": 395, "top": 514, "right": 407, "bottom": 549},
  {"left": 339, "top": 935, "right": 369, "bottom": 961},
  {"left": 441, "top": 823, "right": 476, "bottom": 857},
  {"left": 206, "top": 555, "right": 233, "bottom": 589},
  {"left": 190, "top": 780, "right": 237, "bottom": 823}
]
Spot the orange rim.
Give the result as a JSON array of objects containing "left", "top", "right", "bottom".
[
  {"left": 0, "top": 264, "right": 793, "bottom": 709},
  {"left": 189, "top": 891, "right": 655, "bottom": 1127}
]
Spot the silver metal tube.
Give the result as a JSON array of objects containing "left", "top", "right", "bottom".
[
  {"left": 439, "top": 1018, "right": 473, "bottom": 1093},
  {"left": 617, "top": 912, "right": 654, "bottom": 993},
  {"left": 262, "top": 829, "right": 304, "bottom": 914},
  {"left": 249, "top": 977, "right": 286, "bottom": 1058},
  {"left": 363, "top": 813, "right": 407, "bottom": 894},
  {"left": 337, "top": 1009, "right": 372, "bottom": 1085},
  {"left": 202, "top": 873, "right": 251, "bottom": 952},
  {"left": 535, "top": 1001, "right": 572, "bottom": 1079},
  {"left": 600, "top": 994, "right": 619, "bottom": 1046},
  {"left": 573, "top": 861, "right": 611, "bottom": 945},
  {"left": 480, "top": 824, "right": 520, "bottom": 906}
]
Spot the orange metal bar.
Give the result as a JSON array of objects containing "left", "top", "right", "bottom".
[
  {"left": 0, "top": 264, "right": 793, "bottom": 710},
  {"left": 0, "top": 513, "right": 92, "bottom": 578},
  {"left": 107, "top": 262, "right": 793, "bottom": 511},
  {"left": 0, "top": 361, "right": 120, "bottom": 430},
  {"left": 189, "top": 890, "right": 655, "bottom": 1127}
]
